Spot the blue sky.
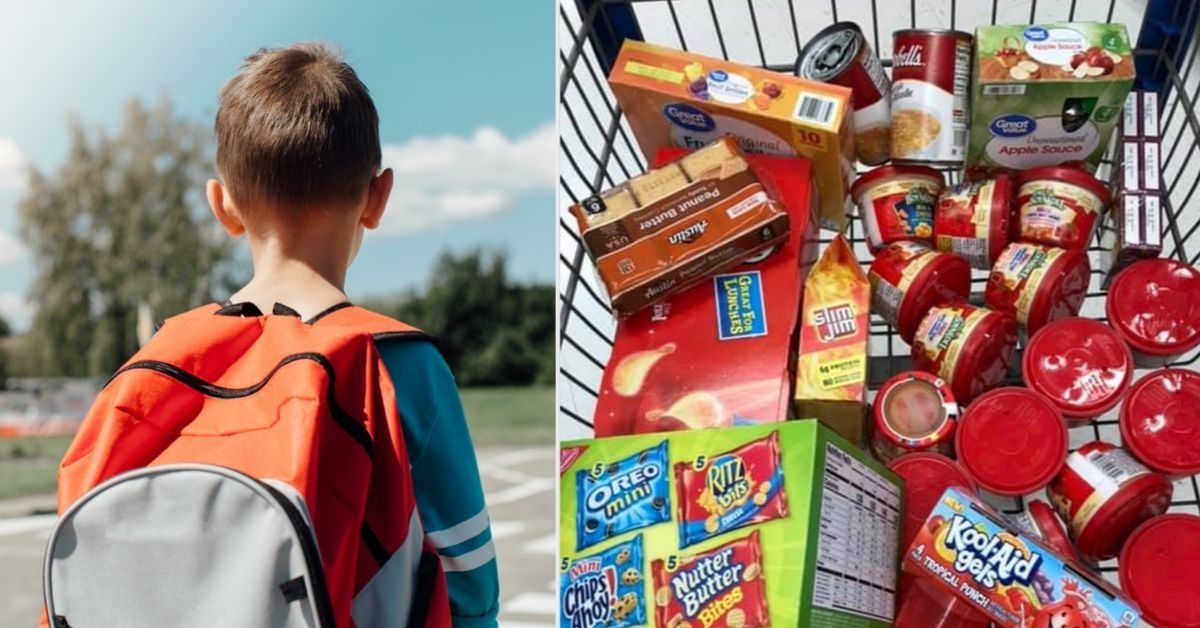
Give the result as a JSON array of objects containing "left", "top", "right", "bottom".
[{"left": 0, "top": 0, "right": 553, "bottom": 330}]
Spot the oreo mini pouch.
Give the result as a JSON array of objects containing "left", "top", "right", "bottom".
[
  {"left": 560, "top": 535, "right": 648, "bottom": 628},
  {"left": 675, "top": 432, "right": 788, "bottom": 547},
  {"left": 577, "top": 441, "right": 671, "bottom": 550}
]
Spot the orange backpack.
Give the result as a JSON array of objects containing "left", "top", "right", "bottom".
[{"left": 42, "top": 302, "right": 452, "bottom": 628}]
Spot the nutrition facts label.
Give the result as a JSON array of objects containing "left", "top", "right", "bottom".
[{"left": 813, "top": 442, "right": 901, "bottom": 623}]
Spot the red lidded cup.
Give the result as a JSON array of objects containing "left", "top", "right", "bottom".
[
  {"left": 955, "top": 387, "right": 1068, "bottom": 495},
  {"left": 1120, "top": 368, "right": 1200, "bottom": 476},
  {"left": 872, "top": 372, "right": 958, "bottom": 463},
  {"left": 851, "top": 165, "right": 943, "bottom": 253},
  {"left": 887, "top": 452, "right": 976, "bottom": 549},
  {"left": 1015, "top": 166, "right": 1110, "bottom": 251},
  {"left": 1119, "top": 514, "right": 1200, "bottom": 628},
  {"left": 868, "top": 242, "right": 971, "bottom": 343},
  {"left": 985, "top": 241, "right": 1090, "bottom": 334},
  {"left": 1022, "top": 317, "right": 1134, "bottom": 424},
  {"left": 1013, "top": 499, "right": 1081, "bottom": 563},
  {"left": 934, "top": 176, "right": 1012, "bottom": 270},
  {"left": 911, "top": 303, "right": 1017, "bottom": 403},
  {"left": 1107, "top": 259, "right": 1200, "bottom": 367}
]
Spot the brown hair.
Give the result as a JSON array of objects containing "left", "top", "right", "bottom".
[{"left": 215, "top": 42, "right": 381, "bottom": 212}]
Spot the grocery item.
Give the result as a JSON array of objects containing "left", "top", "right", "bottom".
[
  {"left": 904, "top": 486, "right": 1142, "bottom": 628},
  {"left": 569, "top": 137, "right": 790, "bottom": 316},
  {"left": 868, "top": 242, "right": 971, "bottom": 342},
  {"left": 609, "top": 40, "right": 856, "bottom": 231},
  {"left": 592, "top": 152, "right": 817, "bottom": 436},
  {"left": 1116, "top": 138, "right": 1162, "bottom": 194},
  {"left": 795, "top": 22, "right": 891, "bottom": 165},
  {"left": 966, "top": 24, "right": 1135, "bottom": 175},
  {"left": 1107, "top": 258, "right": 1200, "bottom": 366},
  {"left": 910, "top": 302, "right": 1017, "bottom": 403},
  {"left": 674, "top": 433, "right": 788, "bottom": 548},
  {"left": 794, "top": 235, "right": 870, "bottom": 444},
  {"left": 871, "top": 372, "right": 958, "bottom": 463},
  {"left": 1120, "top": 369, "right": 1200, "bottom": 476},
  {"left": 984, "top": 241, "right": 1090, "bottom": 333},
  {"left": 1021, "top": 317, "right": 1133, "bottom": 424},
  {"left": 886, "top": 452, "right": 976, "bottom": 549},
  {"left": 891, "top": 29, "right": 973, "bottom": 164},
  {"left": 1014, "top": 166, "right": 1110, "bottom": 251},
  {"left": 1119, "top": 514, "right": 1200, "bottom": 628},
  {"left": 1109, "top": 191, "right": 1163, "bottom": 273},
  {"left": 1047, "top": 441, "right": 1173, "bottom": 562},
  {"left": 651, "top": 531, "right": 769, "bottom": 628},
  {"left": 576, "top": 441, "right": 672, "bottom": 550},
  {"left": 1119, "top": 89, "right": 1161, "bottom": 141},
  {"left": 851, "top": 165, "right": 943, "bottom": 252},
  {"left": 1013, "top": 500, "right": 1080, "bottom": 563},
  {"left": 893, "top": 578, "right": 991, "bottom": 628},
  {"left": 560, "top": 535, "right": 648, "bottom": 628},
  {"left": 955, "top": 387, "right": 1068, "bottom": 495},
  {"left": 934, "top": 176, "right": 1012, "bottom": 269},
  {"left": 560, "top": 421, "right": 903, "bottom": 628}
]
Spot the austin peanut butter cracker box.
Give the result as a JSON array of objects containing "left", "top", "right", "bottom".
[
  {"left": 793, "top": 235, "right": 870, "bottom": 445},
  {"left": 560, "top": 421, "right": 903, "bottom": 628},
  {"left": 608, "top": 39, "right": 855, "bottom": 232},
  {"left": 593, "top": 152, "right": 816, "bottom": 437}
]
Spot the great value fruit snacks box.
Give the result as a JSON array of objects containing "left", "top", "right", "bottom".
[
  {"left": 904, "top": 486, "right": 1140, "bottom": 628},
  {"left": 966, "top": 23, "right": 1135, "bottom": 176},
  {"left": 609, "top": 39, "right": 856, "bottom": 232},
  {"left": 560, "top": 421, "right": 904, "bottom": 628},
  {"left": 593, "top": 152, "right": 817, "bottom": 437}
]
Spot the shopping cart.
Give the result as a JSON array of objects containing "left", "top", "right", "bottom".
[{"left": 557, "top": 0, "right": 1200, "bottom": 583}]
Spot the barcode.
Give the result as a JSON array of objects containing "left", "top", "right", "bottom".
[
  {"left": 983, "top": 84, "right": 1026, "bottom": 96},
  {"left": 953, "top": 128, "right": 967, "bottom": 148},
  {"left": 1086, "top": 448, "right": 1145, "bottom": 483},
  {"left": 794, "top": 93, "right": 837, "bottom": 126}
]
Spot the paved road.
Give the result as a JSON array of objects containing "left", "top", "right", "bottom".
[{"left": 0, "top": 445, "right": 556, "bottom": 627}]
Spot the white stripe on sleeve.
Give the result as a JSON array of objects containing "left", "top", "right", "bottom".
[
  {"left": 426, "top": 507, "right": 491, "bottom": 550},
  {"left": 440, "top": 541, "right": 497, "bottom": 573}
]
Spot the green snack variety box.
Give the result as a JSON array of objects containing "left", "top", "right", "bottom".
[
  {"left": 965, "top": 23, "right": 1135, "bottom": 177},
  {"left": 559, "top": 421, "right": 903, "bottom": 628}
]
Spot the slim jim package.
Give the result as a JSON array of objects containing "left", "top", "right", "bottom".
[
  {"left": 592, "top": 152, "right": 817, "bottom": 437},
  {"left": 570, "top": 137, "right": 790, "bottom": 316},
  {"left": 608, "top": 39, "right": 855, "bottom": 231},
  {"left": 560, "top": 421, "right": 903, "bottom": 628}
]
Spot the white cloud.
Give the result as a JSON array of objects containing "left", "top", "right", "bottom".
[
  {"left": 376, "top": 122, "right": 554, "bottom": 235},
  {"left": 0, "top": 291, "right": 31, "bottom": 330},
  {"left": 0, "top": 230, "right": 24, "bottom": 266},
  {"left": 0, "top": 137, "right": 26, "bottom": 191}
]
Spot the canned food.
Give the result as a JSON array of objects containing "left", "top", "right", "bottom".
[
  {"left": 1120, "top": 369, "right": 1200, "bottom": 477},
  {"left": 1016, "top": 166, "right": 1111, "bottom": 251},
  {"left": 955, "top": 387, "right": 1068, "bottom": 496},
  {"left": 1107, "top": 259, "right": 1200, "bottom": 367},
  {"left": 796, "top": 22, "right": 892, "bottom": 165},
  {"left": 890, "top": 29, "right": 972, "bottom": 165},
  {"left": 1119, "top": 514, "right": 1200, "bottom": 628},
  {"left": 851, "top": 165, "right": 943, "bottom": 253},
  {"left": 871, "top": 372, "right": 958, "bottom": 462},
  {"left": 1022, "top": 317, "right": 1133, "bottom": 424},
  {"left": 1047, "top": 441, "right": 1173, "bottom": 562},
  {"left": 934, "top": 176, "right": 1012, "bottom": 269},
  {"left": 868, "top": 242, "right": 970, "bottom": 342},
  {"left": 984, "top": 242, "right": 1090, "bottom": 334},
  {"left": 911, "top": 302, "right": 1017, "bottom": 403},
  {"left": 1013, "top": 500, "right": 1080, "bottom": 562}
]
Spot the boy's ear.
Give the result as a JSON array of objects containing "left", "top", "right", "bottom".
[
  {"left": 207, "top": 179, "right": 246, "bottom": 237},
  {"left": 361, "top": 168, "right": 393, "bottom": 230}
]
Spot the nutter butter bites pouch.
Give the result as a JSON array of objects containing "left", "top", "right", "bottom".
[
  {"left": 560, "top": 535, "right": 648, "bottom": 628},
  {"left": 577, "top": 442, "right": 672, "bottom": 550},
  {"left": 652, "top": 532, "right": 770, "bottom": 628},
  {"left": 675, "top": 433, "right": 788, "bottom": 548}
]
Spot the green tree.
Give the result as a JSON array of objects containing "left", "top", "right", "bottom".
[
  {"left": 18, "top": 98, "right": 239, "bottom": 376},
  {"left": 0, "top": 315, "right": 9, "bottom": 388}
]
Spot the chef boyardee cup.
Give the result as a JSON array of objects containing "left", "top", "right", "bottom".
[
  {"left": 910, "top": 303, "right": 1018, "bottom": 404},
  {"left": 1013, "top": 499, "right": 1080, "bottom": 563},
  {"left": 1022, "top": 317, "right": 1134, "bottom": 425},
  {"left": 871, "top": 371, "right": 958, "bottom": 463},
  {"left": 1120, "top": 514, "right": 1200, "bottom": 628},
  {"left": 868, "top": 242, "right": 971, "bottom": 343},
  {"left": 1120, "top": 368, "right": 1200, "bottom": 477},
  {"left": 1107, "top": 259, "right": 1200, "bottom": 367},
  {"left": 955, "top": 387, "right": 1068, "bottom": 495},
  {"left": 1047, "top": 441, "right": 1173, "bottom": 562}
]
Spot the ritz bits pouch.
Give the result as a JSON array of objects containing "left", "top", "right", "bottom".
[
  {"left": 652, "top": 531, "right": 770, "bottom": 628},
  {"left": 577, "top": 442, "right": 672, "bottom": 550},
  {"left": 675, "top": 432, "right": 788, "bottom": 548},
  {"left": 560, "top": 535, "right": 648, "bottom": 628}
]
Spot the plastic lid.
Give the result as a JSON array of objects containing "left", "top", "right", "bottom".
[
  {"left": 897, "top": 251, "right": 971, "bottom": 342},
  {"left": 887, "top": 453, "right": 977, "bottom": 550},
  {"left": 1107, "top": 259, "right": 1200, "bottom": 356},
  {"left": 1076, "top": 471, "right": 1173, "bottom": 562},
  {"left": 948, "top": 307, "right": 1018, "bottom": 404},
  {"left": 1119, "top": 514, "right": 1200, "bottom": 628},
  {"left": 851, "top": 164, "right": 944, "bottom": 199},
  {"left": 1016, "top": 166, "right": 1112, "bottom": 207},
  {"left": 1120, "top": 368, "right": 1200, "bottom": 476},
  {"left": 1025, "top": 247, "right": 1090, "bottom": 334},
  {"left": 1026, "top": 500, "right": 1079, "bottom": 561},
  {"left": 955, "top": 387, "right": 1068, "bottom": 495},
  {"left": 1022, "top": 317, "right": 1133, "bottom": 419},
  {"left": 986, "top": 176, "right": 1013, "bottom": 266}
]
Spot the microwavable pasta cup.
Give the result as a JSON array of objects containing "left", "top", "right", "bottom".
[
  {"left": 868, "top": 242, "right": 970, "bottom": 342},
  {"left": 910, "top": 302, "right": 1017, "bottom": 403},
  {"left": 851, "top": 165, "right": 943, "bottom": 253},
  {"left": 1106, "top": 258, "right": 1200, "bottom": 366},
  {"left": 1015, "top": 166, "right": 1110, "bottom": 251}
]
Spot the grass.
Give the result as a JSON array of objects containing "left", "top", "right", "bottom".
[{"left": 0, "top": 435, "right": 73, "bottom": 500}]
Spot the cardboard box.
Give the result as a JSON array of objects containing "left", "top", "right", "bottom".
[
  {"left": 1119, "top": 90, "right": 1160, "bottom": 141},
  {"left": 593, "top": 153, "right": 817, "bottom": 437},
  {"left": 793, "top": 235, "right": 870, "bottom": 445},
  {"left": 1109, "top": 191, "right": 1163, "bottom": 273},
  {"left": 904, "top": 486, "right": 1140, "bottom": 628},
  {"left": 608, "top": 39, "right": 856, "bottom": 232},
  {"left": 966, "top": 23, "right": 1135, "bottom": 176},
  {"left": 559, "top": 421, "right": 903, "bottom": 628}
]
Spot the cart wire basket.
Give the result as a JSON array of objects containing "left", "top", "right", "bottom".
[{"left": 557, "top": 0, "right": 1200, "bottom": 583}]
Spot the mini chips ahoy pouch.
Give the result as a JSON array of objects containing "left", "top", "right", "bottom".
[
  {"left": 560, "top": 535, "right": 648, "bottom": 628},
  {"left": 577, "top": 441, "right": 671, "bottom": 550},
  {"left": 652, "top": 531, "right": 770, "bottom": 628},
  {"left": 675, "top": 432, "right": 788, "bottom": 547}
]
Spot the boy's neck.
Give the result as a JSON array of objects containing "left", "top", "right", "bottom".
[{"left": 231, "top": 228, "right": 354, "bottom": 319}]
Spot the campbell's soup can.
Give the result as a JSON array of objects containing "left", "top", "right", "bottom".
[
  {"left": 891, "top": 29, "right": 972, "bottom": 165},
  {"left": 796, "top": 22, "right": 892, "bottom": 165}
]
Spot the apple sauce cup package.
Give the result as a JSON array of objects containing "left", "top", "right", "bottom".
[
  {"left": 871, "top": 372, "right": 959, "bottom": 463},
  {"left": 1119, "top": 514, "right": 1200, "bottom": 628},
  {"left": 934, "top": 176, "right": 1012, "bottom": 270},
  {"left": 868, "top": 242, "right": 971, "bottom": 343},
  {"left": 1021, "top": 317, "right": 1133, "bottom": 424},
  {"left": 955, "top": 387, "right": 1068, "bottom": 496},
  {"left": 1106, "top": 258, "right": 1200, "bottom": 367},
  {"left": 1120, "top": 368, "right": 1200, "bottom": 477},
  {"left": 984, "top": 241, "right": 1090, "bottom": 334},
  {"left": 910, "top": 302, "right": 1017, "bottom": 403}
]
